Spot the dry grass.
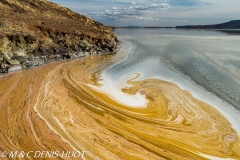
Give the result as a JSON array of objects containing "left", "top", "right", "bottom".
[{"left": 0, "top": 21, "right": 29, "bottom": 34}]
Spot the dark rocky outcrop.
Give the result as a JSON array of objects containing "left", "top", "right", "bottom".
[
  {"left": 0, "top": 0, "right": 119, "bottom": 75},
  {"left": 176, "top": 20, "right": 240, "bottom": 29}
]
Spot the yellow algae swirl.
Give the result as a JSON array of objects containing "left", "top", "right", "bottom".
[
  {"left": 35, "top": 55, "right": 240, "bottom": 159},
  {"left": 0, "top": 54, "right": 240, "bottom": 160}
]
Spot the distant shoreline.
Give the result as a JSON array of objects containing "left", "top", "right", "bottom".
[
  {"left": 114, "top": 20, "right": 240, "bottom": 31},
  {"left": 115, "top": 27, "right": 240, "bottom": 35},
  {"left": 115, "top": 27, "right": 175, "bottom": 29}
]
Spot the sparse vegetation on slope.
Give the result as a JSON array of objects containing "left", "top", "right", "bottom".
[{"left": 0, "top": 0, "right": 118, "bottom": 74}]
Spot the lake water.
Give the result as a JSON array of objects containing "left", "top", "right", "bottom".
[
  {"left": 115, "top": 28, "right": 240, "bottom": 109},
  {"left": 1, "top": 28, "right": 239, "bottom": 159},
  {"left": 100, "top": 28, "right": 240, "bottom": 136},
  {"left": 92, "top": 28, "right": 240, "bottom": 159}
]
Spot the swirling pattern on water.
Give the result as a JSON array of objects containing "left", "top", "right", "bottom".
[{"left": 33, "top": 54, "right": 240, "bottom": 159}]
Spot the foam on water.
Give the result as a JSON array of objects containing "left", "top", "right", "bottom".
[{"left": 90, "top": 39, "right": 148, "bottom": 107}]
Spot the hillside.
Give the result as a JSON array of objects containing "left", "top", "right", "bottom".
[
  {"left": 0, "top": 0, "right": 118, "bottom": 75},
  {"left": 176, "top": 20, "right": 240, "bottom": 29}
]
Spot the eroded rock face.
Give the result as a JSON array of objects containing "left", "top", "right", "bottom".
[{"left": 0, "top": 0, "right": 119, "bottom": 75}]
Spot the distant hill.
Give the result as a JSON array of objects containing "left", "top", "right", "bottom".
[
  {"left": 144, "top": 26, "right": 175, "bottom": 29},
  {"left": 116, "top": 25, "right": 143, "bottom": 28},
  {"left": 176, "top": 20, "right": 240, "bottom": 29}
]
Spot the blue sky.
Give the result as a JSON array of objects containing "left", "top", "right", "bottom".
[{"left": 50, "top": 0, "right": 240, "bottom": 26}]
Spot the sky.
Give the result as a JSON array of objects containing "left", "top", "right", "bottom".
[{"left": 49, "top": 0, "right": 240, "bottom": 27}]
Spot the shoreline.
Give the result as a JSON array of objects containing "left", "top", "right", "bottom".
[{"left": 0, "top": 49, "right": 118, "bottom": 77}]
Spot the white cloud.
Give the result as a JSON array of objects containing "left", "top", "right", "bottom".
[
  {"left": 50, "top": 0, "right": 240, "bottom": 26},
  {"left": 86, "top": 1, "right": 170, "bottom": 23},
  {"left": 135, "top": 16, "right": 160, "bottom": 21}
]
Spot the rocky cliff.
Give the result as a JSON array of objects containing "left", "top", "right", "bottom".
[{"left": 0, "top": 0, "right": 119, "bottom": 75}]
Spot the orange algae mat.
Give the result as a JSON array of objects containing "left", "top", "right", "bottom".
[{"left": 0, "top": 54, "right": 239, "bottom": 160}]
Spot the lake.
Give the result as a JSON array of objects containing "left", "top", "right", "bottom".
[
  {"left": 1, "top": 28, "right": 240, "bottom": 160},
  {"left": 94, "top": 28, "right": 240, "bottom": 159}
]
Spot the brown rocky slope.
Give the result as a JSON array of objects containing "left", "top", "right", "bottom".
[{"left": 0, "top": 0, "right": 119, "bottom": 75}]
